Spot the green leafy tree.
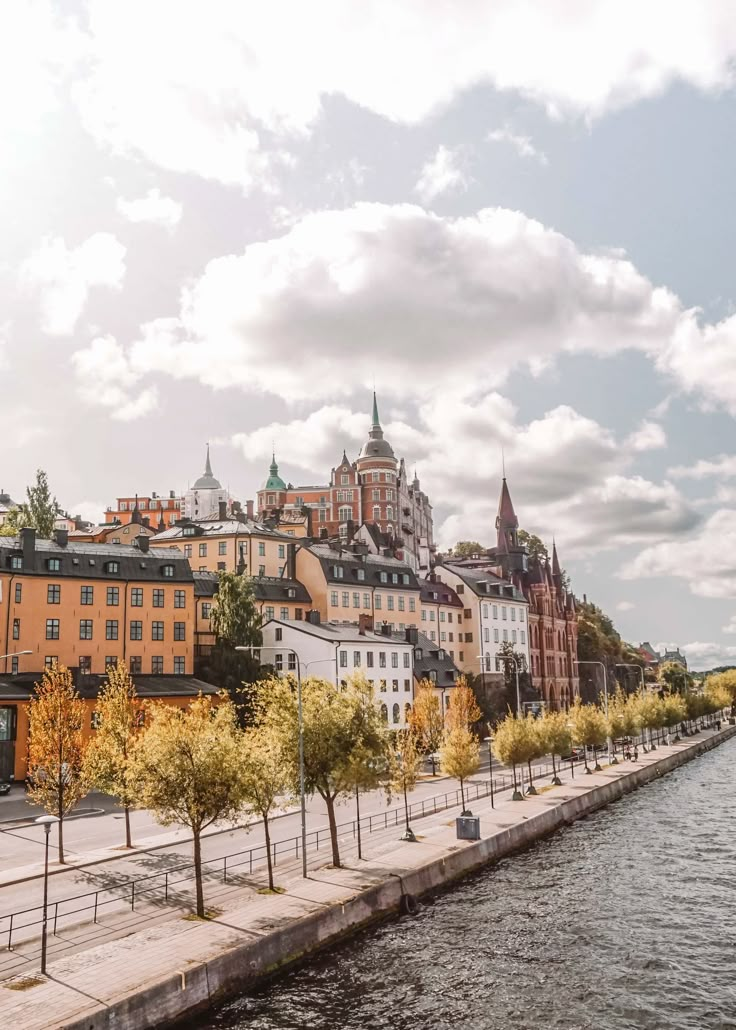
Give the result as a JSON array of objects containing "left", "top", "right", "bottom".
[
  {"left": 492, "top": 713, "right": 533, "bottom": 799},
  {"left": 659, "top": 661, "right": 693, "bottom": 695},
  {"left": 84, "top": 661, "right": 142, "bottom": 848},
  {"left": 568, "top": 699, "right": 607, "bottom": 772},
  {"left": 449, "top": 540, "right": 487, "bottom": 558},
  {"left": 202, "top": 572, "right": 262, "bottom": 722},
  {"left": 27, "top": 664, "right": 88, "bottom": 863},
  {"left": 633, "top": 691, "right": 666, "bottom": 749},
  {"left": 6, "top": 469, "right": 61, "bottom": 538},
  {"left": 240, "top": 725, "right": 291, "bottom": 890},
  {"left": 538, "top": 710, "right": 572, "bottom": 785},
  {"left": 130, "top": 694, "right": 247, "bottom": 917},
  {"left": 517, "top": 530, "right": 549, "bottom": 563},
  {"left": 256, "top": 674, "right": 388, "bottom": 868}
]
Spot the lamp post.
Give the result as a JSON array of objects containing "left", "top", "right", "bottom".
[
  {"left": 483, "top": 734, "right": 495, "bottom": 808},
  {"left": 575, "top": 660, "right": 611, "bottom": 765},
  {"left": 35, "top": 814, "right": 59, "bottom": 975},
  {"left": 236, "top": 643, "right": 308, "bottom": 879},
  {"left": 1, "top": 649, "right": 32, "bottom": 673}
]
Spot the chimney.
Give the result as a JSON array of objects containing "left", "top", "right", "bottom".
[
  {"left": 359, "top": 613, "right": 374, "bottom": 635},
  {"left": 246, "top": 499, "right": 254, "bottom": 520},
  {"left": 142, "top": 516, "right": 150, "bottom": 528},
  {"left": 346, "top": 518, "right": 355, "bottom": 543},
  {"left": 53, "top": 528, "right": 68, "bottom": 548},
  {"left": 286, "top": 542, "right": 296, "bottom": 580},
  {"left": 136, "top": 535, "right": 150, "bottom": 553},
  {"left": 218, "top": 500, "right": 227, "bottom": 520},
  {"left": 405, "top": 626, "right": 418, "bottom": 645},
  {"left": 306, "top": 610, "right": 321, "bottom": 626},
  {"left": 20, "top": 527, "right": 36, "bottom": 570},
  {"left": 429, "top": 570, "right": 436, "bottom": 583}
]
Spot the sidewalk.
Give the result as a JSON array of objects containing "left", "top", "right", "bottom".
[{"left": 1, "top": 724, "right": 730, "bottom": 1030}]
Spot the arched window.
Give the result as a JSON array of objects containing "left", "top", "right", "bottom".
[
  {"left": 380, "top": 703, "right": 388, "bottom": 723},
  {"left": 386, "top": 506, "right": 393, "bottom": 521},
  {"left": 404, "top": 703, "right": 412, "bottom": 718},
  {"left": 392, "top": 703, "right": 400, "bottom": 724}
]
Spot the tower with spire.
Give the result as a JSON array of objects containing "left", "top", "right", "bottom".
[
  {"left": 182, "top": 444, "right": 229, "bottom": 520},
  {"left": 494, "top": 477, "right": 528, "bottom": 575}
]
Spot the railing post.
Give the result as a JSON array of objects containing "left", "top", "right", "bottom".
[
  {"left": 7, "top": 913, "right": 13, "bottom": 952},
  {"left": 223, "top": 856, "right": 228, "bottom": 884},
  {"left": 273, "top": 841, "right": 276, "bottom": 867},
  {"left": 131, "top": 881, "right": 135, "bottom": 911},
  {"left": 165, "top": 871, "right": 169, "bottom": 902},
  {"left": 93, "top": 893, "right": 98, "bottom": 924},
  {"left": 53, "top": 901, "right": 58, "bottom": 937}
]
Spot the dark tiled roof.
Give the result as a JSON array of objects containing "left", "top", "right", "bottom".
[
  {"left": 307, "top": 543, "right": 420, "bottom": 589},
  {"left": 0, "top": 538, "right": 192, "bottom": 583},
  {"left": 0, "top": 673, "right": 218, "bottom": 701},
  {"left": 419, "top": 579, "right": 462, "bottom": 607},
  {"left": 441, "top": 562, "right": 526, "bottom": 602},
  {"left": 193, "top": 572, "right": 311, "bottom": 604},
  {"left": 412, "top": 632, "right": 459, "bottom": 686},
  {"left": 155, "top": 518, "right": 294, "bottom": 541}
]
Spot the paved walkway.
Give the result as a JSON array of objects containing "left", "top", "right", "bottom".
[{"left": 0, "top": 724, "right": 728, "bottom": 1029}]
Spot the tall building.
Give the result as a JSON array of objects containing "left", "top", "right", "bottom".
[
  {"left": 181, "top": 445, "right": 229, "bottom": 521},
  {"left": 256, "top": 393, "right": 434, "bottom": 571}
]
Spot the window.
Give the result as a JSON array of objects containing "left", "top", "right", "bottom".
[
  {"left": 392, "top": 679, "right": 399, "bottom": 692},
  {"left": 202, "top": 602, "right": 212, "bottom": 619},
  {"left": 12, "top": 618, "right": 19, "bottom": 640},
  {"left": 47, "top": 558, "right": 60, "bottom": 572},
  {"left": 152, "top": 656, "right": 164, "bottom": 674},
  {"left": 131, "top": 588, "right": 143, "bottom": 607},
  {"left": 404, "top": 680, "right": 411, "bottom": 692},
  {"left": 199, "top": 543, "right": 209, "bottom": 558},
  {"left": 280, "top": 607, "right": 289, "bottom": 620},
  {"left": 339, "top": 650, "right": 348, "bottom": 668},
  {"left": 440, "top": 610, "right": 445, "bottom": 622},
  {"left": 520, "top": 608, "right": 525, "bottom": 623},
  {"left": 392, "top": 703, "right": 400, "bottom": 724},
  {"left": 367, "top": 652, "right": 374, "bottom": 668},
  {"left": 274, "top": 627, "right": 283, "bottom": 642},
  {"left": 153, "top": 588, "right": 164, "bottom": 608},
  {"left": 81, "top": 586, "right": 94, "bottom": 605},
  {"left": 79, "top": 656, "right": 91, "bottom": 674},
  {"left": 398, "top": 596, "right": 405, "bottom": 612},
  {"left": 106, "top": 620, "right": 119, "bottom": 640},
  {"left": 512, "top": 629, "right": 517, "bottom": 644},
  {"left": 173, "top": 589, "right": 185, "bottom": 609},
  {"left": 363, "top": 593, "right": 370, "bottom": 608},
  {"left": 483, "top": 627, "right": 489, "bottom": 642},
  {"left": 174, "top": 622, "right": 186, "bottom": 641},
  {"left": 106, "top": 561, "right": 120, "bottom": 574},
  {"left": 502, "top": 606, "right": 507, "bottom": 620},
  {"left": 352, "top": 592, "right": 360, "bottom": 608},
  {"left": 357, "top": 568, "right": 365, "bottom": 581},
  {"left": 130, "top": 621, "right": 143, "bottom": 641},
  {"left": 14, "top": 583, "right": 21, "bottom": 603},
  {"left": 421, "top": 609, "right": 426, "bottom": 621},
  {"left": 503, "top": 629, "right": 508, "bottom": 642},
  {"left": 219, "top": 541, "right": 227, "bottom": 556},
  {"left": 403, "top": 652, "right": 410, "bottom": 668},
  {"left": 278, "top": 544, "right": 285, "bottom": 559},
  {"left": 105, "top": 656, "right": 116, "bottom": 670},
  {"left": 130, "top": 656, "right": 142, "bottom": 674},
  {"left": 265, "top": 605, "right": 274, "bottom": 620},
  {"left": 375, "top": 594, "right": 382, "bottom": 610},
  {"left": 493, "top": 605, "right": 498, "bottom": 619},
  {"left": 353, "top": 651, "right": 361, "bottom": 667},
  {"left": 380, "top": 703, "right": 388, "bottom": 722},
  {"left": 429, "top": 610, "right": 435, "bottom": 622},
  {"left": 342, "top": 591, "right": 350, "bottom": 607},
  {"left": 521, "top": 630, "right": 526, "bottom": 645},
  {"left": 494, "top": 628, "right": 499, "bottom": 643},
  {"left": 258, "top": 542, "right": 266, "bottom": 556},
  {"left": 330, "top": 590, "right": 339, "bottom": 607},
  {"left": 258, "top": 565, "right": 265, "bottom": 577},
  {"left": 287, "top": 653, "right": 296, "bottom": 672},
  {"left": 387, "top": 596, "right": 394, "bottom": 611},
  {"left": 409, "top": 597, "right": 416, "bottom": 613},
  {"left": 46, "top": 619, "right": 60, "bottom": 640},
  {"left": 379, "top": 652, "right": 386, "bottom": 668},
  {"left": 79, "top": 619, "right": 93, "bottom": 640},
  {"left": 174, "top": 656, "right": 185, "bottom": 675},
  {"left": 10, "top": 556, "right": 22, "bottom": 570},
  {"left": 339, "top": 506, "right": 352, "bottom": 522},
  {"left": 47, "top": 584, "right": 60, "bottom": 604},
  {"left": 106, "top": 586, "right": 119, "bottom": 606},
  {"left": 152, "top": 621, "right": 164, "bottom": 640},
  {"left": 184, "top": 544, "right": 192, "bottom": 558},
  {"left": 44, "top": 656, "right": 57, "bottom": 669},
  {"left": 511, "top": 608, "right": 516, "bottom": 622},
  {"left": 391, "top": 652, "right": 399, "bottom": 668}
]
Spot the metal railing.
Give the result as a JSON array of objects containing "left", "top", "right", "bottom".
[{"left": 0, "top": 773, "right": 515, "bottom": 953}]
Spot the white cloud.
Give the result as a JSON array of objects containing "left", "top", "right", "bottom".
[
  {"left": 620, "top": 509, "right": 736, "bottom": 598},
  {"left": 626, "top": 421, "right": 667, "bottom": 452},
  {"left": 487, "top": 125, "right": 548, "bottom": 164},
  {"left": 668, "top": 453, "right": 736, "bottom": 479},
  {"left": 232, "top": 406, "right": 368, "bottom": 477},
  {"left": 20, "top": 233, "right": 126, "bottom": 336},
  {"left": 415, "top": 146, "right": 470, "bottom": 203},
  {"left": 72, "top": 335, "right": 157, "bottom": 421},
  {"left": 658, "top": 641, "right": 736, "bottom": 671},
  {"left": 616, "top": 601, "right": 636, "bottom": 611},
  {"left": 67, "top": 500, "right": 106, "bottom": 526},
  {"left": 116, "top": 188, "right": 182, "bottom": 229}
]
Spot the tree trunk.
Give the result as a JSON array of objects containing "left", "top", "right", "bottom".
[
  {"left": 430, "top": 754, "right": 436, "bottom": 775},
  {"left": 124, "top": 805, "right": 132, "bottom": 849},
  {"left": 459, "top": 777, "right": 466, "bottom": 812},
  {"left": 527, "top": 760, "right": 533, "bottom": 786},
  {"left": 512, "top": 762, "right": 518, "bottom": 792},
  {"left": 325, "top": 795, "right": 341, "bottom": 868},
  {"left": 263, "top": 814, "right": 274, "bottom": 890},
  {"left": 58, "top": 814, "right": 64, "bottom": 864},
  {"left": 551, "top": 753, "right": 556, "bottom": 780},
  {"left": 403, "top": 782, "right": 411, "bottom": 833},
  {"left": 193, "top": 828, "right": 205, "bottom": 917}
]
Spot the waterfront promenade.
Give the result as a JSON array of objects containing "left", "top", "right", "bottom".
[{"left": 1, "top": 722, "right": 731, "bottom": 1030}]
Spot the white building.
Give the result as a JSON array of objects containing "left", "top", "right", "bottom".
[
  {"left": 261, "top": 615, "right": 416, "bottom": 728},
  {"left": 432, "top": 565, "right": 530, "bottom": 678},
  {"left": 182, "top": 446, "right": 229, "bottom": 521}
]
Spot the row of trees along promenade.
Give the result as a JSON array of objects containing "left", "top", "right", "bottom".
[{"left": 27, "top": 658, "right": 736, "bottom": 920}]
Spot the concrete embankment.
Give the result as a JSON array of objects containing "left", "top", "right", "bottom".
[{"left": 3, "top": 724, "right": 734, "bottom": 1030}]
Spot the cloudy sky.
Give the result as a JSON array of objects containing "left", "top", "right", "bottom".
[{"left": 6, "top": 2, "right": 736, "bottom": 668}]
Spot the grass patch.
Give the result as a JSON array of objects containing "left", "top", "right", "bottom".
[
  {"left": 182, "top": 907, "right": 222, "bottom": 922},
  {"left": 4, "top": 976, "right": 44, "bottom": 991},
  {"left": 256, "top": 886, "right": 287, "bottom": 895}
]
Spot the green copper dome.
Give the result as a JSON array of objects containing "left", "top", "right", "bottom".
[{"left": 264, "top": 454, "right": 286, "bottom": 491}]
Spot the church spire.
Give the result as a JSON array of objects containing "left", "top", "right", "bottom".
[
  {"left": 552, "top": 538, "right": 561, "bottom": 576},
  {"left": 205, "top": 443, "right": 212, "bottom": 477},
  {"left": 371, "top": 390, "right": 380, "bottom": 430}
]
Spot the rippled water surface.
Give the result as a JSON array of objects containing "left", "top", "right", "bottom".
[{"left": 193, "top": 740, "right": 736, "bottom": 1030}]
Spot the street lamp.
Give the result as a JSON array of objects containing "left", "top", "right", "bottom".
[
  {"left": 35, "top": 814, "right": 59, "bottom": 975},
  {"left": 575, "top": 660, "right": 612, "bottom": 766},
  {"left": 1, "top": 650, "right": 32, "bottom": 672},
  {"left": 483, "top": 734, "right": 495, "bottom": 809},
  {"left": 236, "top": 644, "right": 309, "bottom": 879}
]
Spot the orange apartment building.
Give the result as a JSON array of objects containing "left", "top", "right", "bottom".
[
  {"left": 104, "top": 491, "right": 182, "bottom": 528},
  {"left": 153, "top": 512, "right": 298, "bottom": 578}
]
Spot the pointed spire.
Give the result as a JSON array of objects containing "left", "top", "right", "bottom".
[
  {"left": 497, "top": 478, "right": 518, "bottom": 530},
  {"left": 204, "top": 443, "right": 212, "bottom": 477},
  {"left": 552, "top": 538, "right": 561, "bottom": 576},
  {"left": 131, "top": 494, "right": 142, "bottom": 525},
  {"left": 372, "top": 390, "right": 380, "bottom": 429}
]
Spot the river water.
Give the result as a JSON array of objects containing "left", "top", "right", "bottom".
[{"left": 194, "top": 739, "right": 736, "bottom": 1030}]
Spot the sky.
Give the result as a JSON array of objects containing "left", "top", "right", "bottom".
[{"left": 5, "top": 1, "right": 736, "bottom": 669}]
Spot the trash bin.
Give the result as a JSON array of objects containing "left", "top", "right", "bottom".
[{"left": 456, "top": 815, "right": 480, "bottom": 841}]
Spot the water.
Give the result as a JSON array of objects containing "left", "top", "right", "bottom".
[{"left": 193, "top": 739, "right": 736, "bottom": 1030}]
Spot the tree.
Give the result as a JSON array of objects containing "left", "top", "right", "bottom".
[
  {"left": 130, "top": 694, "right": 246, "bottom": 918},
  {"left": 409, "top": 682, "right": 444, "bottom": 774},
  {"left": 538, "top": 710, "right": 572, "bottom": 785},
  {"left": 517, "top": 530, "right": 549, "bottom": 563},
  {"left": 447, "top": 677, "right": 482, "bottom": 730},
  {"left": 391, "top": 728, "right": 423, "bottom": 839},
  {"left": 492, "top": 713, "right": 533, "bottom": 800},
  {"left": 84, "top": 661, "right": 141, "bottom": 848},
  {"left": 240, "top": 725, "right": 291, "bottom": 890},
  {"left": 440, "top": 724, "right": 480, "bottom": 813},
  {"left": 634, "top": 691, "right": 666, "bottom": 750},
  {"left": 568, "top": 699, "right": 607, "bottom": 773},
  {"left": 661, "top": 691, "right": 687, "bottom": 741},
  {"left": 5, "top": 469, "right": 61, "bottom": 538},
  {"left": 659, "top": 661, "right": 693, "bottom": 695},
  {"left": 704, "top": 670, "right": 736, "bottom": 714},
  {"left": 449, "top": 541, "right": 487, "bottom": 558},
  {"left": 27, "top": 664, "right": 87, "bottom": 863},
  {"left": 522, "top": 713, "right": 548, "bottom": 794},
  {"left": 203, "top": 572, "right": 262, "bottom": 722},
  {"left": 495, "top": 641, "right": 539, "bottom": 716},
  {"left": 256, "top": 675, "right": 387, "bottom": 868}
]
